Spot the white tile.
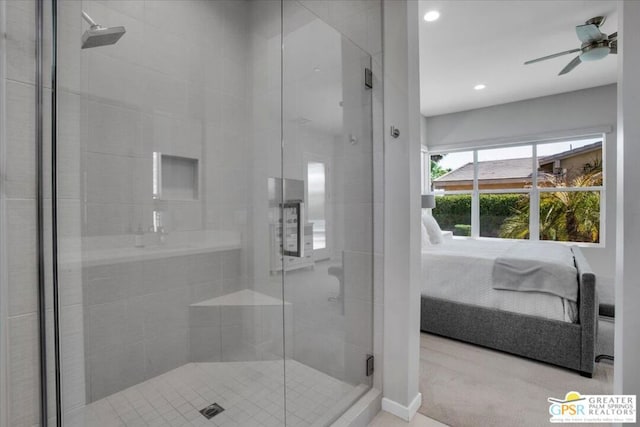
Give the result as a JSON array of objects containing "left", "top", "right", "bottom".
[
  {"left": 8, "top": 313, "right": 40, "bottom": 427},
  {"left": 5, "top": 81, "right": 36, "bottom": 199},
  {"left": 6, "top": 199, "right": 38, "bottom": 316}
]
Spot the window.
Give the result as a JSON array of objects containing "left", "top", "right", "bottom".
[{"left": 426, "top": 137, "right": 604, "bottom": 245}]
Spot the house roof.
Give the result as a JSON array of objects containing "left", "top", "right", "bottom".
[
  {"left": 435, "top": 158, "right": 534, "bottom": 183},
  {"left": 538, "top": 141, "right": 602, "bottom": 166},
  {"left": 434, "top": 141, "right": 603, "bottom": 183}
]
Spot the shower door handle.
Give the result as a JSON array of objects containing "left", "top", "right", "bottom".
[{"left": 282, "top": 201, "right": 304, "bottom": 258}]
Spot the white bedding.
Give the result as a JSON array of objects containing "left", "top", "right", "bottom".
[{"left": 422, "top": 239, "right": 579, "bottom": 323}]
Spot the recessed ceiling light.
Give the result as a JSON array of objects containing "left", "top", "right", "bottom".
[
  {"left": 423, "top": 10, "right": 440, "bottom": 22},
  {"left": 474, "top": 84, "right": 486, "bottom": 91}
]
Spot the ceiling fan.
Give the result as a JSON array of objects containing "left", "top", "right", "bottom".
[{"left": 524, "top": 16, "right": 617, "bottom": 75}]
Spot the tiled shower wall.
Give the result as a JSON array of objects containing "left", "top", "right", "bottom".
[
  {"left": 67, "top": 0, "right": 255, "bottom": 407},
  {"left": 81, "top": 249, "right": 244, "bottom": 402}
]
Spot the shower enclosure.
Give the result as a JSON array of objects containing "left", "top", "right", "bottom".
[{"left": 45, "top": 0, "right": 376, "bottom": 425}]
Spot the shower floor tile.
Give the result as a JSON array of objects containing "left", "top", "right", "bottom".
[{"left": 67, "top": 360, "right": 360, "bottom": 427}]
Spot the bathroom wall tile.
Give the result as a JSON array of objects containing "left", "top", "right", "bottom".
[
  {"left": 139, "top": 257, "right": 184, "bottom": 296},
  {"left": 86, "top": 99, "right": 143, "bottom": 157},
  {"left": 185, "top": 253, "right": 219, "bottom": 285},
  {"left": 222, "top": 277, "right": 247, "bottom": 296},
  {"left": 189, "top": 306, "right": 221, "bottom": 328},
  {"left": 221, "top": 325, "right": 260, "bottom": 362},
  {"left": 5, "top": 81, "right": 36, "bottom": 199},
  {"left": 221, "top": 249, "right": 242, "bottom": 281},
  {"left": 57, "top": 200, "right": 82, "bottom": 242},
  {"left": 85, "top": 152, "right": 135, "bottom": 204},
  {"left": 343, "top": 251, "right": 374, "bottom": 303},
  {"left": 59, "top": 261, "right": 84, "bottom": 307},
  {"left": 219, "top": 130, "right": 249, "bottom": 170},
  {"left": 6, "top": 199, "right": 38, "bottom": 316},
  {"left": 8, "top": 313, "right": 40, "bottom": 427},
  {"left": 86, "top": 299, "right": 144, "bottom": 355},
  {"left": 221, "top": 94, "right": 248, "bottom": 136},
  {"left": 344, "top": 297, "right": 373, "bottom": 350},
  {"left": 139, "top": 287, "right": 190, "bottom": 339},
  {"left": 57, "top": 92, "right": 83, "bottom": 199},
  {"left": 88, "top": 341, "right": 146, "bottom": 401},
  {"left": 95, "top": 0, "right": 145, "bottom": 21},
  {"left": 343, "top": 154, "right": 374, "bottom": 204},
  {"left": 343, "top": 202, "right": 373, "bottom": 253},
  {"left": 57, "top": 1, "right": 82, "bottom": 94},
  {"left": 5, "top": 0, "right": 38, "bottom": 86},
  {"left": 144, "top": 329, "right": 189, "bottom": 378},
  {"left": 165, "top": 201, "right": 203, "bottom": 232},
  {"left": 61, "top": 331, "right": 86, "bottom": 411},
  {"left": 189, "top": 326, "right": 222, "bottom": 363},
  {"left": 142, "top": 69, "right": 187, "bottom": 117},
  {"left": 86, "top": 52, "right": 145, "bottom": 108},
  {"left": 84, "top": 262, "right": 138, "bottom": 305},
  {"left": 85, "top": 202, "right": 134, "bottom": 236},
  {"left": 141, "top": 24, "right": 188, "bottom": 79},
  {"left": 293, "top": 328, "right": 345, "bottom": 379},
  {"left": 189, "top": 280, "right": 225, "bottom": 305},
  {"left": 60, "top": 303, "right": 84, "bottom": 338}
]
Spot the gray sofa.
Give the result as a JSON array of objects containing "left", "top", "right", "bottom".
[{"left": 420, "top": 246, "right": 597, "bottom": 377}]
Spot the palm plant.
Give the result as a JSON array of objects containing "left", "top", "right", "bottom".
[{"left": 499, "top": 158, "right": 602, "bottom": 242}]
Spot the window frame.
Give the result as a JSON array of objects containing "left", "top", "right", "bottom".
[{"left": 425, "top": 135, "right": 606, "bottom": 247}]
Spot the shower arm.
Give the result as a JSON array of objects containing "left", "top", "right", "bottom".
[{"left": 81, "top": 11, "right": 101, "bottom": 29}]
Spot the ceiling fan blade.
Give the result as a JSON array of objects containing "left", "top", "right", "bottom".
[
  {"left": 610, "top": 40, "right": 617, "bottom": 54},
  {"left": 524, "top": 48, "right": 581, "bottom": 65},
  {"left": 608, "top": 31, "right": 618, "bottom": 41},
  {"left": 576, "top": 23, "right": 604, "bottom": 43},
  {"left": 559, "top": 56, "right": 582, "bottom": 75}
]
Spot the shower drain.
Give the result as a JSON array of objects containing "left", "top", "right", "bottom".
[{"left": 199, "top": 402, "right": 225, "bottom": 419}]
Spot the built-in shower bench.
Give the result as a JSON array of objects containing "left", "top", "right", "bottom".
[{"left": 189, "top": 289, "right": 292, "bottom": 362}]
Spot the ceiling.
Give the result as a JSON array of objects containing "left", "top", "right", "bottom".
[{"left": 419, "top": 0, "right": 618, "bottom": 117}]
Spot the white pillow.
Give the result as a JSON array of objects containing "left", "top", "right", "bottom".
[
  {"left": 422, "top": 212, "right": 443, "bottom": 245},
  {"left": 421, "top": 221, "right": 431, "bottom": 249}
]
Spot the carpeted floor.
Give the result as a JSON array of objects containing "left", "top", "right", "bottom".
[{"left": 419, "top": 333, "right": 613, "bottom": 427}]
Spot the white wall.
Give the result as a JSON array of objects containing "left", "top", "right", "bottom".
[
  {"left": 615, "top": 0, "right": 640, "bottom": 399},
  {"left": 382, "top": 0, "right": 423, "bottom": 421},
  {"left": 424, "top": 84, "right": 617, "bottom": 279}
]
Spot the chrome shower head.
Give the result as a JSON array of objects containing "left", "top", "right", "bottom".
[{"left": 81, "top": 11, "right": 125, "bottom": 49}]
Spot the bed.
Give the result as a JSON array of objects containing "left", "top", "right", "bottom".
[{"left": 420, "top": 236, "right": 597, "bottom": 377}]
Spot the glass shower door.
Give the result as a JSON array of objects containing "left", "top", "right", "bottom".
[{"left": 281, "top": 2, "right": 374, "bottom": 424}]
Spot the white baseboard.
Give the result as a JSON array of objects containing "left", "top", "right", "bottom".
[{"left": 381, "top": 392, "right": 422, "bottom": 421}]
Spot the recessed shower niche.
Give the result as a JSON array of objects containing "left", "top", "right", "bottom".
[{"left": 153, "top": 152, "right": 199, "bottom": 200}]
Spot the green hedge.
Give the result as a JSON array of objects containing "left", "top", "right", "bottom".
[
  {"left": 432, "top": 194, "right": 523, "bottom": 237},
  {"left": 432, "top": 194, "right": 471, "bottom": 235}
]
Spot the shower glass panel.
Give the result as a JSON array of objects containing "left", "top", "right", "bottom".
[
  {"left": 52, "top": 0, "right": 373, "bottom": 425},
  {"left": 282, "top": 1, "right": 374, "bottom": 424}
]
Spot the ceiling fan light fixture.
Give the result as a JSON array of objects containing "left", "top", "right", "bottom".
[
  {"left": 424, "top": 10, "right": 440, "bottom": 22},
  {"left": 580, "top": 45, "right": 610, "bottom": 61}
]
